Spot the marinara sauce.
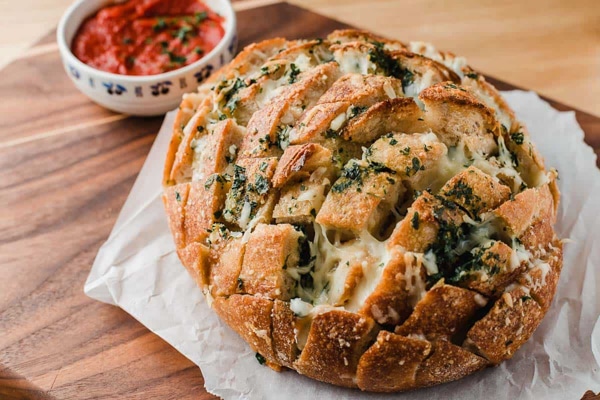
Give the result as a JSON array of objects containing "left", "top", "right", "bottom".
[{"left": 72, "top": 0, "right": 225, "bottom": 76}]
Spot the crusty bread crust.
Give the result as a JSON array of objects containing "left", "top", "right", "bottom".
[{"left": 162, "top": 30, "right": 563, "bottom": 392}]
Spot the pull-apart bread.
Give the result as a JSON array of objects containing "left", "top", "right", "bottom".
[{"left": 162, "top": 29, "right": 562, "bottom": 392}]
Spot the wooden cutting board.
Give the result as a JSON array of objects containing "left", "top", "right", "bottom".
[{"left": 1, "top": 2, "right": 599, "bottom": 399}]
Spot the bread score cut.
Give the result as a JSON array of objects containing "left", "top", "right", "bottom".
[{"left": 162, "top": 29, "right": 562, "bottom": 392}]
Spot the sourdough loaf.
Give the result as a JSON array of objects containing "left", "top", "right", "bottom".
[{"left": 162, "top": 29, "right": 562, "bottom": 391}]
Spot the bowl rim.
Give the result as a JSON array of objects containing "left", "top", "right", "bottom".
[{"left": 56, "top": 0, "right": 237, "bottom": 83}]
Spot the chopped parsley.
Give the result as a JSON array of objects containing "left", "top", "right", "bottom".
[
  {"left": 125, "top": 56, "right": 136, "bottom": 68},
  {"left": 204, "top": 173, "right": 225, "bottom": 190},
  {"left": 443, "top": 180, "right": 481, "bottom": 209},
  {"left": 276, "top": 125, "right": 290, "bottom": 149},
  {"left": 368, "top": 160, "right": 396, "bottom": 174},
  {"left": 222, "top": 77, "right": 247, "bottom": 112},
  {"left": 167, "top": 52, "right": 187, "bottom": 64},
  {"left": 195, "top": 11, "right": 208, "bottom": 23},
  {"left": 510, "top": 132, "right": 525, "bottom": 145},
  {"left": 253, "top": 174, "right": 269, "bottom": 195},
  {"left": 411, "top": 212, "right": 420, "bottom": 230},
  {"left": 331, "top": 162, "right": 366, "bottom": 193},
  {"left": 231, "top": 165, "right": 247, "bottom": 193},
  {"left": 175, "top": 191, "right": 181, "bottom": 202},
  {"left": 153, "top": 18, "right": 167, "bottom": 32},
  {"left": 288, "top": 63, "right": 301, "bottom": 84},
  {"left": 444, "top": 83, "right": 467, "bottom": 92},
  {"left": 405, "top": 157, "right": 424, "bottom": 176},
  {"left": 175, "top": 25, "right": 193, "bottom": 42}
]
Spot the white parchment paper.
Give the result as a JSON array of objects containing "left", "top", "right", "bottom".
[{"left": 85, "top": 91, "right": 600, "bottom": 399}]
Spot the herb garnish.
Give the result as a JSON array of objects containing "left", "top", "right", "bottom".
[
  {"left": 288, "top": 63, "right": 301, "bottom": 84},
  {"left": 405, "top": 157, "right": 424, "bottom": 176},
  {"left": 368, "top": 41, "right": 414, "bottom": 90},
  {"left": 253, "top": 174, "right": 269, "bottom": 195},
  {"left": 195, "top": 11, "right": 208, "bottom": 23},
  {"left": 153, "top": 18, "right": 167, "bottom": 32},
  {"left": 411, "top": 212, "right": 420, "bottom": 230},
  {"left": 510, "top": 132, "right": 525, "bottom": 145},
  {"left": 168, "top": 52, "right": 187, "bottom": 64}
]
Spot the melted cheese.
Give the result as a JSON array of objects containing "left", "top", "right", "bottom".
[
  {"left": 329, "top": 112, "right": 347, "bottom": 131},
  {"left": 422, "top": 250, "right": 438, "bottom": 275},
  {"left": 191, "top": 135, "right": 209, "bottom": 181},
  {"left": 344, "top": 231, "right": 391, "bottom": 312},
  {"left": 335, "top": 49, "right": 376, "bottom": 75},
  {"left": 408, "top": 41, "right": 467, "bottom": 76},
  {"left": 238, "top": 200, "right": 252, "bottom": 229},
  {"left": 292, "top": 303, "right": 342, "bottom": 350}
]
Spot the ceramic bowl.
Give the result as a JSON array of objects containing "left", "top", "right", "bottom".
[{"left": 57, "top": 0, "right": 237, "bottom": 116}]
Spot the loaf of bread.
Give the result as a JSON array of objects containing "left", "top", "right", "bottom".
[{"left": 162, "top": 29, "right": 562, "bottom": 391}]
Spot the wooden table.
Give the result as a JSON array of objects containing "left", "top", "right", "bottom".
[{"left": 1, "top": 2, "right": 599, "bottom": 399}]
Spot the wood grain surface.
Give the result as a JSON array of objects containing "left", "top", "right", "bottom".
[{"left": 0, "top": 2, "right": 598, "bottom": 399}]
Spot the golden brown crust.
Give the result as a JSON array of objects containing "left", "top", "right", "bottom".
[
  {"left": 439, "top": 166, "right": 511, "bottom": 216},
  {"left": 316, "top": 162, "right": 403, "bottom": 236},
  {"left": 341, "top": 98, "right": 427, "bottom": 143},
  {"left": 359, "top": 250, "right": 414, "bottom": 326},
  {"left": 388, "top": 191, "right": 465, "bottom": 252},
  {"left": 184, "top": 181, "right": 226, "bottom": 244},
  {"left": 415, "top": 339, "right": 489, "bottom": 388},
  {"left": 420, "top": 82, "right": 498, "bottom": 146},
  {"left": 290, "top": 74, "right": 403, "bottom": 144},
  {"left": 239, "top": 62, "right": 341, "bottom": 158},
  {"left": 193, "top": 119, "right": 244, "bottom": 182},
  {"left": 177, "top": 242, "right": 210, "bottom": 290},
  {"left": 356, "top": 331, "right": 431, "bottom": 392},
  {"left": 238, "top": 223, "right": 301, "bottom": 300},
  {"left": 272, "top": 300, "right": 299, "bottom": 367},
  {"left": 169, "top": 98, "right": 212, "bottom": 184},
  {"left": 517, "top": 238, "right": 563, "bottom": 311},
  {"left": 212, "top": 295, "right": 282, "bottom": 370},
  {"left": 395, "top": 281, "right": 484, "bottom": 339},
  {"left": 465, "top": 285, "right": 544, "bottom": 364},
  {"left": 294, "top": 310, "right": 377, "bottom": 387},
  {"left": 390, "top": 50, "right": 461, "bottom": 84},
  {"left": 209, "top": 237, "right": 245, "bottom": 297},
  {"left": 493, "top": 183, "right": 555, "bottom": 237},
  {"left": 272, "top": 143, "right": 333, "bottom": 188},
  {"left": 327, "top": 29, "right": 407, "bottom": 50},
  {"left": 163, "top": 29, "right": 563, "bottom": 392},
  {"left": 162, "top": 183, "right": 190, "bottom": 249}
]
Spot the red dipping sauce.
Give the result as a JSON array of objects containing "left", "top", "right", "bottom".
[{"left": 72, "top": 0, "right": 225, "bottom": 76}]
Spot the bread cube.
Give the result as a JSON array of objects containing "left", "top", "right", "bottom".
[
  {"left": 316, "top": 160, "right": 403, "bottom": 237},
  {"left": 238, "top": 223, "right": 302, "bottom": 300},
  {"left": 223, "top": 157, "right": 278, "bottom": 229}
]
